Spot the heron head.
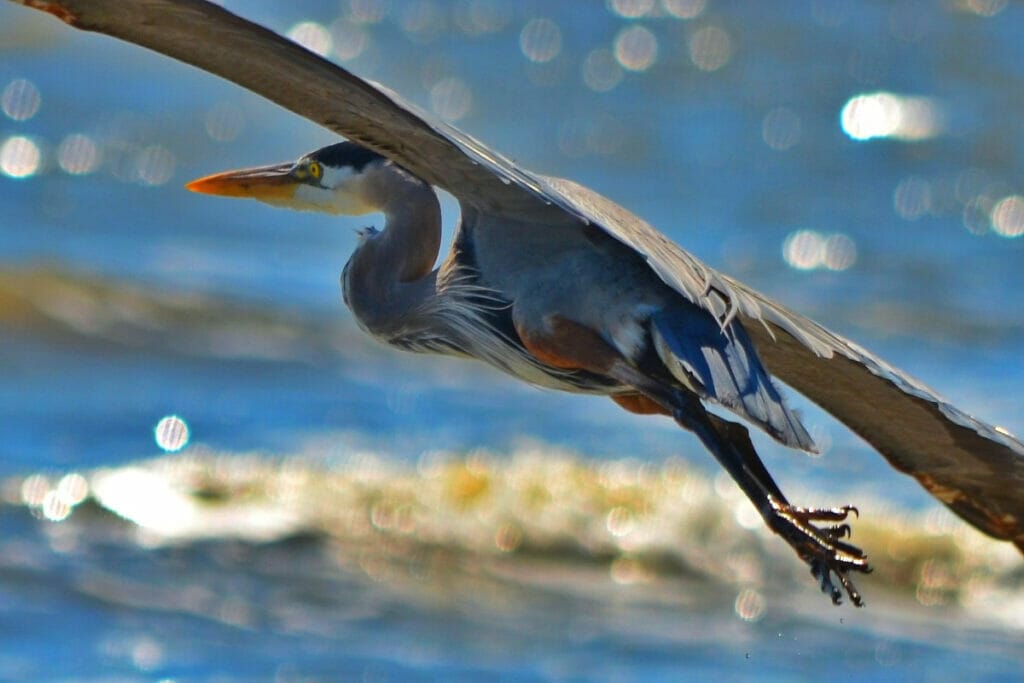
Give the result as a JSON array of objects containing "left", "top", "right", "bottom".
[{"left": 186, "top": 141, "right": 387, "bottom": 215}]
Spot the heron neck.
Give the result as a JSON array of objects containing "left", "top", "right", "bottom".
[
  {"left": 365, "top": 162, "right": 441, "bottom": 283},
  {"left": 342, "top": 164, "right": 444, "bottom": 341}
]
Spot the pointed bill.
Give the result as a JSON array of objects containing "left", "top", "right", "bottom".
[{"left": 186, "top": 162, "right": 298, "bottom": 201}]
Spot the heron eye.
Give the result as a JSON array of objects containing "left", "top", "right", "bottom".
[{"left": 308, "top": 161, "right": 323, "bottom": 180}]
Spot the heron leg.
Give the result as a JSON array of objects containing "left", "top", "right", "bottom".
[
  {"left": 669, "top": 390, "right": 870, "bottom": 606},
  {"left": 514, "top": 312, "right": 870, "bottom": 604}
]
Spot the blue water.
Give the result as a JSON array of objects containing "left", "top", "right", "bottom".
[{"left": 2, "top": 1, "right": 1024, "bottom": 680}]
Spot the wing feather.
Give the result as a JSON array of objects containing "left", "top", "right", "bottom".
[{"left": 650, "top": 303, "right": 816, "bottom": 452}]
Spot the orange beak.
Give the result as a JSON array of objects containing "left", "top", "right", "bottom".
[{"left": 185, "top": 162, "right": 299, "bottom": 202}]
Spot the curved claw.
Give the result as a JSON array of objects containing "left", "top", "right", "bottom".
[
  {"left": 768, "top": 501, "right": 871, "bottom": 607},
  {"left": 827, "top": 523, "right": 852, "bottom": 539},
  {"left": 838, "top": 571, "right": 865, "bottom": 607},
  {"left": 812, "top": 559, "right": 865, "bottom": 607},
  {"left": 811, "top": 559, "right": 843, "bottom": 605}
]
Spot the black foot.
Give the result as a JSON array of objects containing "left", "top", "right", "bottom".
[{"left": 766, "top": 502, "right": 871, "bottom": 607}]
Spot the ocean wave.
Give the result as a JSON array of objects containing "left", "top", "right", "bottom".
[{"left": 7, "top": 445, "right": 1022, "bottom": 630}]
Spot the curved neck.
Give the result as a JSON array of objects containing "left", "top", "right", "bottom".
[
  {"left": 342, "top": 162, "right": 443, "bottom": 340},
  {"left": 363, "top": 162, "right": 442, "bottom": 282}
]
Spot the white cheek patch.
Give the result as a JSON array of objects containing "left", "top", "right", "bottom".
[
  {"left": 289, "top": 167, "right": 376, "bottom": 215},
  {"left": 321, "top": 165, "right": 356, "bottom": 188},
  {"left": 290, "top": 183, "right": 336, "bottom": 212}
]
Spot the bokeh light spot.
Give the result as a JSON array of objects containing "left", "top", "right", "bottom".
[
  {"left": 662, "top": 0, "right": 706, "bottom": 19},
  {"left": 430, "top": 77, "right": 473, "bottom": 122},
  {"left": 783, "top": 230, "right": 824, "bottom": 270},
  {"left": 821, "top": 233, "right": 858, "bottom": 271},
  {"left": 56, "top": 473, "right": 89, "bottom": 507},
  {"left": 783, "top": 230, "right": 857, "bottom": 271},
  {"left": 608, "top": 0, "right": 656, "bottom": 19},
  {"left": 734, "top": 499, "right": 762, "bottom": 530},
  {"left": 19, "top": 472, "right": 88, "bottom": 522},
  {"left": 287, "top": 21, "right": 333, "bottom": 57},
  {"left": 331, "top": 20, "right": 370, "bottom": 61},
  {"left": 135, "top": 145, "right": 175, "bottom": 186},
  {"left": 20, "top": 474, "right": 50, "bottom": 506},
  {"left": 57, "top": 134, "right": 101, "bottom": 175},
  {"left": 762, "top": 107, "right": 802, "bottom": 151},
  {"left": 519, "top": 18, "right": 562, "bottom": 63},
  {"left": 606, "top": 506, "right": 636, "bottom": 537},
  {"left": 734, "top": 588, "right": 766, "bottom": 622},
  {"left": 962, "top": 197, "right": 993, "bottom": 235},
  {"left": 990, "top": 195, "right": 1024, "bottom": 238},
  {"left": 42, "top": 490, "right": 72, "bottom": 522},
  {"left": 155, "top": 415, "right": 190, "bottom": 452},
  {"left": 893, "top": 176, "right": 932, "bottom": 220},
  {"left": 840, "top": 92, "right": 942, "bottom": 141},
  {"left": 583, "top": 48, "right": 624, "bottom": 92},
  {"left": 2, "top": 78, "right": 41, "bottom": 121},
  {"left": 688, "top": 25, "right": 732, "bottom": 72},
  {"left": 494, "top": 523, "right": 522, "bottom": 552},
  {"left": 204, "top": 101, "right": 245, "bottom": 142},
  {"left": 614, "top": 25, "right": 658, "bottom": 72},
  {"left": 0, "top": 135, "right": 42, "bottom": 178}
]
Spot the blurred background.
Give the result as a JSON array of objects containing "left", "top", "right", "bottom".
[{"left": 2, "top": 0, "right": 1023, "bottom": 680}]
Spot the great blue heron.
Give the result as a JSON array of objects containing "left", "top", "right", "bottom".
[{"left": 14, "top": 0, "right": 1024, "bottom": 607}]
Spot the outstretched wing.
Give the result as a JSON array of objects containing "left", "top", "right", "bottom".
[
  {"left": 14, "top": 0, "right": 565, "bottom": 217},
  {"left": 16, "top": 0, "right": 1024, "bottom": 550},
  {"left": 545, "top": 178, "right": 1024, "bottom": 551}
]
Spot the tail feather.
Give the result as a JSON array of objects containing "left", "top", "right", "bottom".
[{"left": 651, "top": 304, "right": 816, "bottom": 451}]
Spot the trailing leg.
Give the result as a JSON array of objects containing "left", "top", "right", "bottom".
[
  {"left": 511, "top": 310, "right": 871, "bottom": 605},
  {"left": 670, "top": 390, "right": 871, "bottom": 606}
]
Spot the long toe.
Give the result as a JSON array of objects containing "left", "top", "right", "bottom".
[{"left": 770, "top": 502, "right": 871, "bottom": 606}]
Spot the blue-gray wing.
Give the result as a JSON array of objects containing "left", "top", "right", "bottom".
[
  {"left": 21, "top": 0, "right": 1024, "bottom": 549},
  {"left": 650, "top": 303, "right": 815, "bottom": 452}
]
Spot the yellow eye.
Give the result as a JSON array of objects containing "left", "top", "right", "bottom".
[{"left": 308, "top": 161, "right": 323, "bottom": 180}]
